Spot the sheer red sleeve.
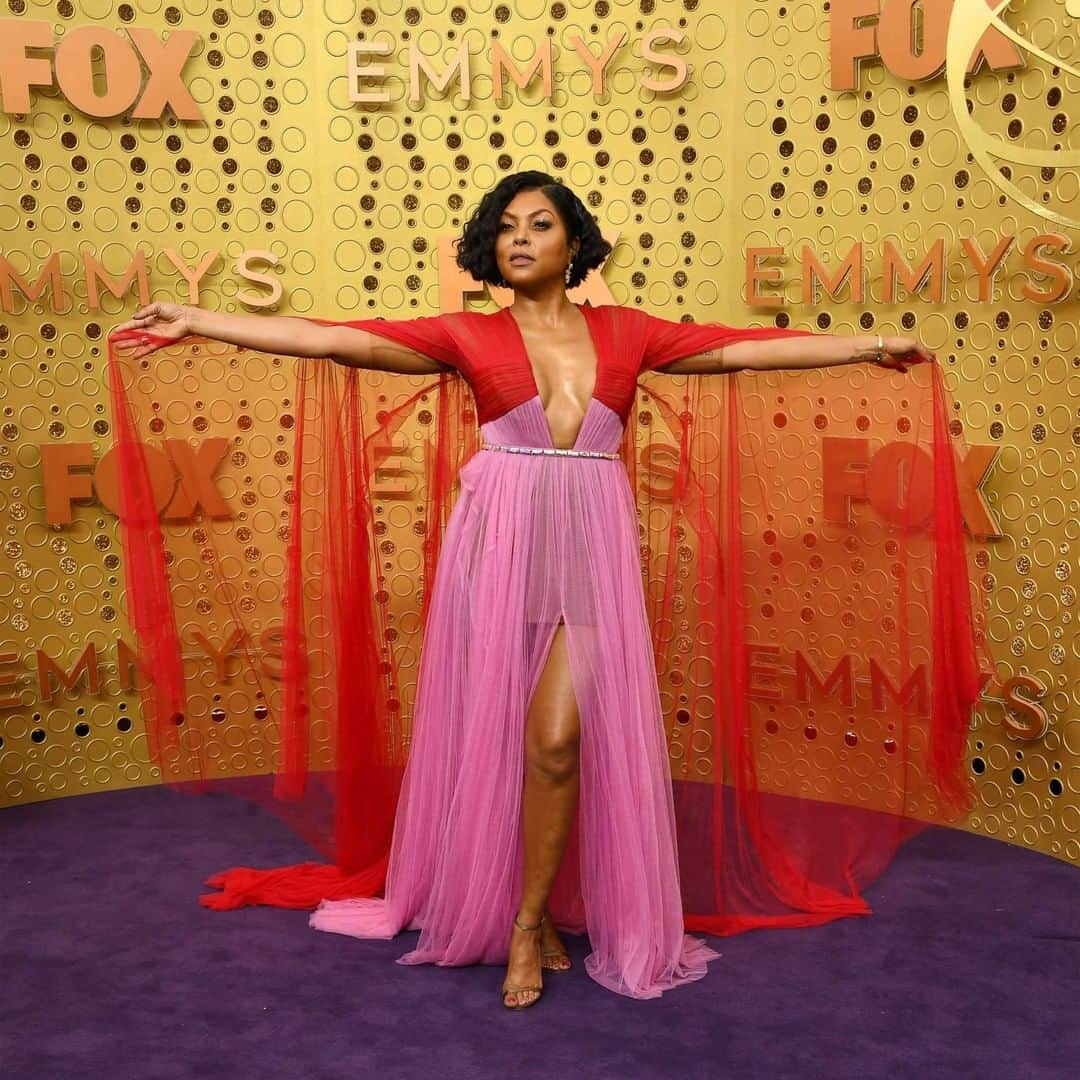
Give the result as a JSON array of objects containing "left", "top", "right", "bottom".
[
  {"left": 627, "top": 334, "right": 988, "bottom": 934},
  {"left": 308, "top": 312, "right": 468, "bottom": 373},
  {"left": 637, "top": 309, "right": 822, "bottom": 373},
  {"left": 107, "top": 315, "right": 477, "bottom": 909}
]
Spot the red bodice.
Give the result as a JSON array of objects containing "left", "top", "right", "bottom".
[{"left": 344, "top": 303, "right": 821, "bottom": 427}]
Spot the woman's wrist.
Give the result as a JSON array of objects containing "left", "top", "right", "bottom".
[
  {"left": 184, "top": 304, "right": 204, "bottom": 336},
  {"left": 851, "top": 334, "right": 884, "bottom": 364}
]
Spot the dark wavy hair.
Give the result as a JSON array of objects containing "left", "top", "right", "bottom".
[{"left": 454, "top": 171, "right": 612, "bottom": 289}]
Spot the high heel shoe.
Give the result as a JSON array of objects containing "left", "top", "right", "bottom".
[
  {"left": 501, "top": 912, "right": 545, "bottom": 1010},
  {"left": 540, "top": 908, "right": 572, "bottom": 973}
]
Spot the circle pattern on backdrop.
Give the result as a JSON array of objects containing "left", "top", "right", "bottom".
[{"left": 0, "top": 2, "right": 1075, "bottom": 863}]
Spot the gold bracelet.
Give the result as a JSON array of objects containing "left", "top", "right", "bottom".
[{"left": 875, "top": 333, "right": 884, "bottom": 365}]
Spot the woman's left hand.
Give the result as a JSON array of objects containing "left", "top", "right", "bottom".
[{"left": 874, "top": 336, "right": 935, "bottom": 373}]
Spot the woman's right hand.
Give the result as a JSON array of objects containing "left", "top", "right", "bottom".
[{"left": 109, "top": 302, "right": 193, "bottom": 359}]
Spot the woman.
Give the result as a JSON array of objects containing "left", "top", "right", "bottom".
[{"left": 111, "top": 171, "right": 961, "bottom": 1010}]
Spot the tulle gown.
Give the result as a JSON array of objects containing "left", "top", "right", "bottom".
[
  {"left": 107, "top": 302, "right": 982, "bottom": 1004},
  {"left": 311, "top": 392, "right": 722, "bottom": 998}
]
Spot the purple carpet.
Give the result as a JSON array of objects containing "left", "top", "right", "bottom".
[{"left": 3, "top": 786, "right": 1075, "bottom": 1079}]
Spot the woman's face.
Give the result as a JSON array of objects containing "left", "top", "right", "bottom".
[{"left": 494, "top": 189, "right": 579, "bottom": 289}]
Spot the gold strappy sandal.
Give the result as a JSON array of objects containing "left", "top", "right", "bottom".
[
  {"left": 540, "top": 908, "right": 572, "bottom": 973},
  {"left": 501, "top": 912, "right": 545, "bottom": 1010}
]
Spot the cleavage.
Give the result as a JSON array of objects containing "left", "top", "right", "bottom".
[{"left": 516, "top": 322, "right": 598, "bottom": 450}]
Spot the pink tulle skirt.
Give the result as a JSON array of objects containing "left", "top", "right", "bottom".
[{"left": 310, "top": 395, "right": 720, "bottom": 999}]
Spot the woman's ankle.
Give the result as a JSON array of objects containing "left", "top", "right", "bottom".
[{"left": 514, "top": 908, "right": 544, "bottom": 930}]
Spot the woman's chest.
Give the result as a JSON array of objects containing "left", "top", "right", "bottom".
[
  {"left": 513, "top": 318, "right": 599, "bottom": 413},
  {"left": 460, "top": 310, "right": 641, "bottom": 428}
]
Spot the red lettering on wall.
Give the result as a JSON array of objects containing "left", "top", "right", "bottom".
[
  {"left": 828, "top": 0, "right": 1024, "bottom": 91},
  {"left": 41, "top": 440, "right": 231, "bottom": 525},
  {"left": 747, "top": 643, "right": 783, "bottom": 701},
  {"left": 1001, "top": 675, "right": 1050, "bottom": 740},
  {"left": 37, "top": 642, "right": 99, "bottom": 703},
  {"left": 116, "top": 638, "right": 155, "bottom": 693},
  {"left": 192, "top": 628, "right": 248, "bottom": 683},
  {"left": 869, "top": 656, "right": 929, "bottom": 715},
  {"left": 823, "top": 436, "right": 1001, "bottom": 538},
  {"left": 0, "top": 20, "right": 202, "bottom": 119},
  {"left": 0, "top": 650, "right": 22, "bottom": 709},
  {"left": 795, "top": 653, "right": 856, "bottom": 708}
]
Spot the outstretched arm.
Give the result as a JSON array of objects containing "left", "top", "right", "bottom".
[
  {"left": 656, "top": 333, "right": 935, "bottom": 375},
  {"left": 111, "top": 303, "right": 456, "bottom": 375},
  {"left": 323, "top": 323, "right": 453, "bottom": 374},
  {"left": 191, "top": 308, "right": 455, "bottom": 375}
]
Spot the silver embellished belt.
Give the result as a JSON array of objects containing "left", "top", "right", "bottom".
[{"left": 480, "top": 443, "right": 620, "bottom": 460}]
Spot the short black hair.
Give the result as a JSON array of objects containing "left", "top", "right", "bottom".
[{"left": 454, "top": 170, "right": 612, "bottom": 289}]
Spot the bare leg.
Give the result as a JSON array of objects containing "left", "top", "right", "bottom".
[{"left": 502, "top": 622, "right": 581, "bottom": 1007}]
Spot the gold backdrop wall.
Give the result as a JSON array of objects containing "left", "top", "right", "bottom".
[{"left": 0, "top": 1, "right": 1076, "bottom": 865}]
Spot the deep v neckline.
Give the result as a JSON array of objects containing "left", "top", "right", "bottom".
[{"left": 503, "top": 303, "right": 601, "bottom": 450}]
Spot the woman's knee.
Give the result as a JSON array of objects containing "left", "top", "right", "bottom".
[{"left": 526, "top": 733, "right": 580, "bottom": 784}]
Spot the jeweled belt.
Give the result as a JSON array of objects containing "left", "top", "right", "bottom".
[{"left": 480, "top": 443, "right": 620, "bottom": 460}]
